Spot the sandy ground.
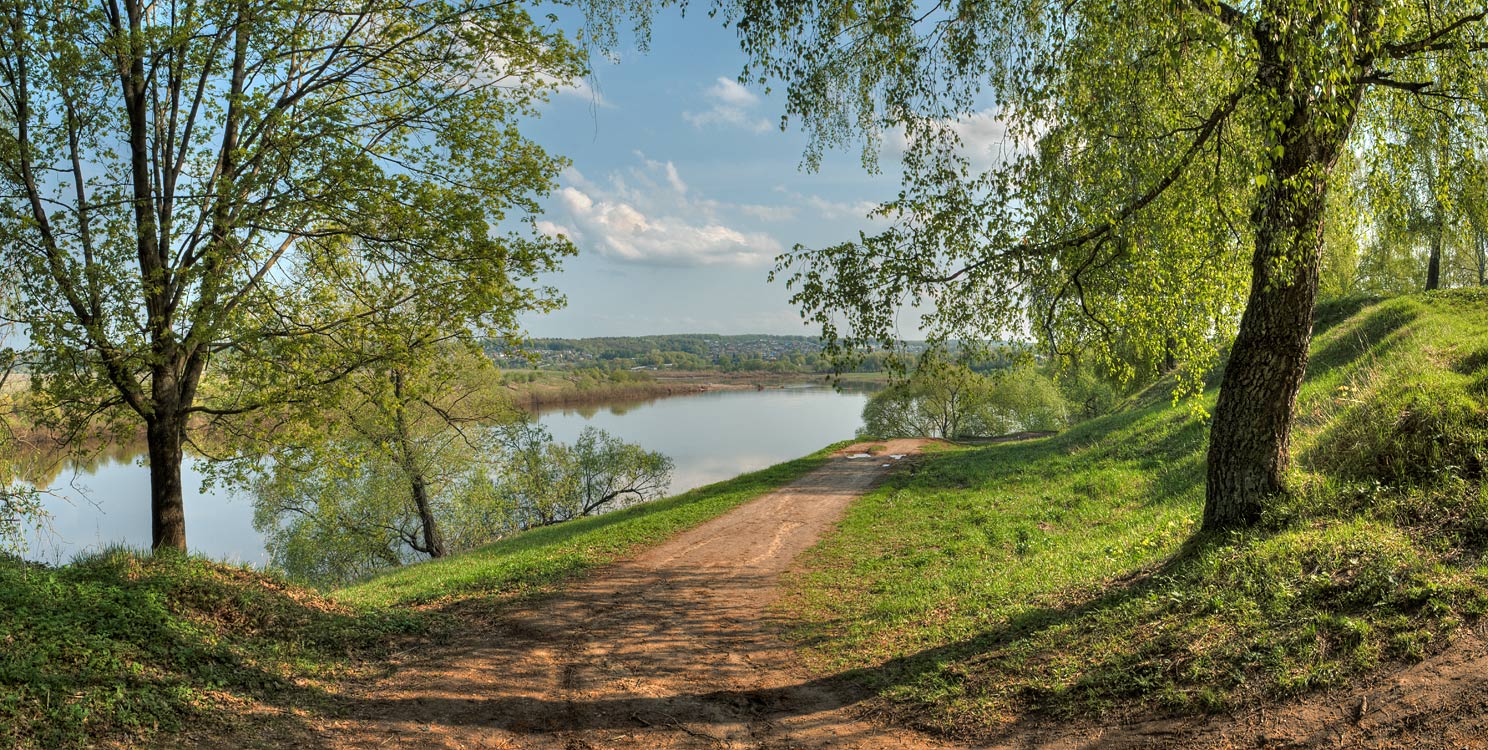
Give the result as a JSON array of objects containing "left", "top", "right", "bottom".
[{"left": 184, "top": 436, "right": 1488, "bottom": 750}]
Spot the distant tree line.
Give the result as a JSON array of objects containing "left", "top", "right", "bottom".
[{"left": 485, "top": 334, "right": 1018, "bottom": 375}]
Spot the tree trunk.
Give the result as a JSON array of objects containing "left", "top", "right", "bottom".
[
  {"left": 1203, "top": 18, "right": 1371, "bottom": 531},
  {"left": 390, "top": 369, "right": 446, "bottom": 558},
  {"left": 1426, "top": 229, "right": 1442, "bottom": 290},
  {"left": 147, "top": 412, "right": 188, "bottom": 551},
  {"left": 410, "top": 473, "right": 446, "bottom": 558}
]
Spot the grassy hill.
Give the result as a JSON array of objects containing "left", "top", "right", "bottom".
[{"left": 780, "top": 290, "right": 1488, "bottom": 737}]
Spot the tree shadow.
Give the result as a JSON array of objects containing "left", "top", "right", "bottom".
[
  {"left": 316, "top": 535, "right": 1226, "bottom": 747},
  {"left": 1305, "top": 297, "right": 1419, "bottom": 378}
]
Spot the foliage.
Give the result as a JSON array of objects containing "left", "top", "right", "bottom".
[
  {"left": 336, "top": 441, "right": 847, "bottom": 607},
  {"left": 247, "top": 354, "right": 674, "bottom": 588},
  {"left": 490, "top": 333, "right": 936, "bottom": 374},
  {"left": 719, "top": 0, "right": 1488, "bottom": 530},
  {"left": 0, "top": 548, "right": 426, "bottom": 750},
  {"left": 0, "top": 0, "right": 585, "bottom": 548},
  {"left": 722, "top": 0, "right": 1488, "bottom": 384},
  {"left": 1348, "top": 40, "right": 1488, "bottom": 293},
  {"left": 780, "top": 291, "right": 1488, "bottom": 735},
  {"left": 511, "top": 426, "right": 674, "bottom": 527},
  {"left": 860, "top": 359, "right": 1068, "bottom": 439}
]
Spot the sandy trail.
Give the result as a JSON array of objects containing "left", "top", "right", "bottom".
[{"left": 306, "top": 438, "right": 952, "bottom": 750}]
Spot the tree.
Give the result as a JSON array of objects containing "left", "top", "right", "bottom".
[
  {"left": 860, "top": 359, "right": 1067, "bottom": 439},
  {"left": 249, "top": 349, "right": 522, "bottom": 585},
  {"left": 511, "top": 426, "right": 673, "bottom": 527},
  {"left": 724, "top": 0, "right": 1488, "bottom": 530},
  {"left": 1358, "top": 86, "right": 1488, "bottom": 292},
  {"left": 0, "top": 0, "right": 582, "bottom": 551},
  {"left": 251, "top": 417, "right": 672, "bottom": 586},
  {"left": 240, "top": 344, "right": 516, "bottom": 564},
  {"left": 0, "top": 295, "right": 43, "bottom": 552}
]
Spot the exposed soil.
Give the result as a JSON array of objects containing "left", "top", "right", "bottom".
[{"left": 186, "top": 437, "right": 1488, "bottom": 750}]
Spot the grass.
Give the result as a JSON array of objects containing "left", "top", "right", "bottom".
[
  {"left": 1, "top": 442, "right": 846, "bottom": 749},
  {"left": 336, "top": 441, "right": 846, "bottom": 607},
  {"left": 0, "top": 548, "right": 425, "bottom": 750},
  {"left": 780, "top": 289, "right": 1488, "bottom": 739}
]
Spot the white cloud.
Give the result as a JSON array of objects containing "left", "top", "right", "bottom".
[
  {"left": 682, "top": 77, "right": 773, "bottom": 134},
  {"left": 553, "top": 161, "right": 783, "bottom": 267},
  {"left": 664, "top": 162, "right": 687, "bottom": 195},
  {"left": 706, "top": 77, "right": 759, "bottom": 108},
  {"left": 738, "top": 204, "right": 799, "bottom": 222},
  {"left": 886, "top": 109, "right": 1023, "bottom": 171},
  {"left": 535, "top": 220, "right": 574, "bottom": 238},
  {"left": 769, "top": 187, "right": 880, "bottom": 222}
]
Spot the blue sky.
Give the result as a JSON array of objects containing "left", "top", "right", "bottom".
[{"left": 517, "top": 9, "right": 904, "bottom": 338}]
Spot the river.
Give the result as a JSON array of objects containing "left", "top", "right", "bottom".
[{"left": 16, "top": 384, "right": 870, "bottom": 566}]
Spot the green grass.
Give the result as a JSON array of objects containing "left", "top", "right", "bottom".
[
  {"left": 0, "top": 548, "right": 425, "bottom": 750},
  {"left": 781, "top": 290, "right": 1488, "bottom": 739},
  {"left": 336, "top": 442, "right": 846, "bottom": 607},
  {"left": 2, "top": 442, "right": 846, "bottom": 749}
]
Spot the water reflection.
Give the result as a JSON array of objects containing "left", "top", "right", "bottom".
[{"left": 17, "top": 384, "right": 869, "bottom": 565}]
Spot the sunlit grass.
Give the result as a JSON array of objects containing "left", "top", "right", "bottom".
[
  {"left": 781, "top": 290, "right": 1488, "bottom": 738},
  {"left": 0, "top": 546, "right": 425, "bottom": 750}
]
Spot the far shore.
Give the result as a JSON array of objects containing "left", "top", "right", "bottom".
[{"left": 505, "top": 370, "right": 887, "bottom": 411}]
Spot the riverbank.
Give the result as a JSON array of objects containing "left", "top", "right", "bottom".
[{"left": 501, "top": 368, "right": 886, "bottom": 410}]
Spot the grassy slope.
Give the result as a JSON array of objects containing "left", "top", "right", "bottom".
[
  {"left": 1, "top": 443, "right": 844, "bottom": 749},
  {"left": 0, "top": 550, "right": 425, "bottom": 750},
  {"left": 782, "top": 290, "right": 1488, "bottom": 738}
]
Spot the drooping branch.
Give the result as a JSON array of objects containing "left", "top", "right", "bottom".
[
  {"left": 921, "top": 86, "right": 1246, "bottom": 285},
  {"left": 1384, "top": 12, "right": 1488, "bottom": 58}
]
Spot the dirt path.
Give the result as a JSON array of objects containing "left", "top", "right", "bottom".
[{"left": 303, "top": 438, "right": 954, "bottom": 750}]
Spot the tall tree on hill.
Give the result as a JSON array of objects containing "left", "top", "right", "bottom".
[
  {"left": 0, "top": 0, "right": 583, "bottom": 552},
  {"left": 720, "top": 0, "right": 1488, "bottom": 529}
]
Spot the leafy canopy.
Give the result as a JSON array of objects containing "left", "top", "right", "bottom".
[
  {"left": 713, "top": 0, "right": 1488, "bottom": 390},
  {"left": 0, "top": 0, "right": 580, "bottom": 436}
]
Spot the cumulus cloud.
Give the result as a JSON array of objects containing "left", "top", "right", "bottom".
[
  {"left": 682, "top": 77, "right": 773, "bottom": 134},
  {"left": 552, "top": 161, "right": 783, "bottom": 267}
]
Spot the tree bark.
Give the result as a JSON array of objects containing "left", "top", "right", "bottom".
[
  {"left": 410, "top": 473, "right": 446, "bottom": 558},
  {"left": 1203, "top": 15, "right": 1372, "bottom": 531},
  {"left": 1426, "top": 229, "right": 1442, "bottom": 290},
  {"left": 147, "top": 411, "right": 188, "bottom": 551}
]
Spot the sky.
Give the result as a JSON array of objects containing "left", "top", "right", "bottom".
[{"left": 516, "top": 9, "right": 904, "bottom": 338}]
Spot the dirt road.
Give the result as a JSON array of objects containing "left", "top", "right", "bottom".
[{"left": 307, "top": 438, "right": 951, "bottom": 750}]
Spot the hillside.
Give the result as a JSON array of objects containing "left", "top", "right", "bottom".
[{"left": 780, "top": 290, "right": 1488, "bottom": 742}]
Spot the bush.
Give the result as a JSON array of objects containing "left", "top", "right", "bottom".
[{"left": 860, "top": 359, "right": 1069, "bottom": 439}]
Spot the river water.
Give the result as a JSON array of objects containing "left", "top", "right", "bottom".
[{"left": 16, "top": 385, "right": 869, "bottom": 566}]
